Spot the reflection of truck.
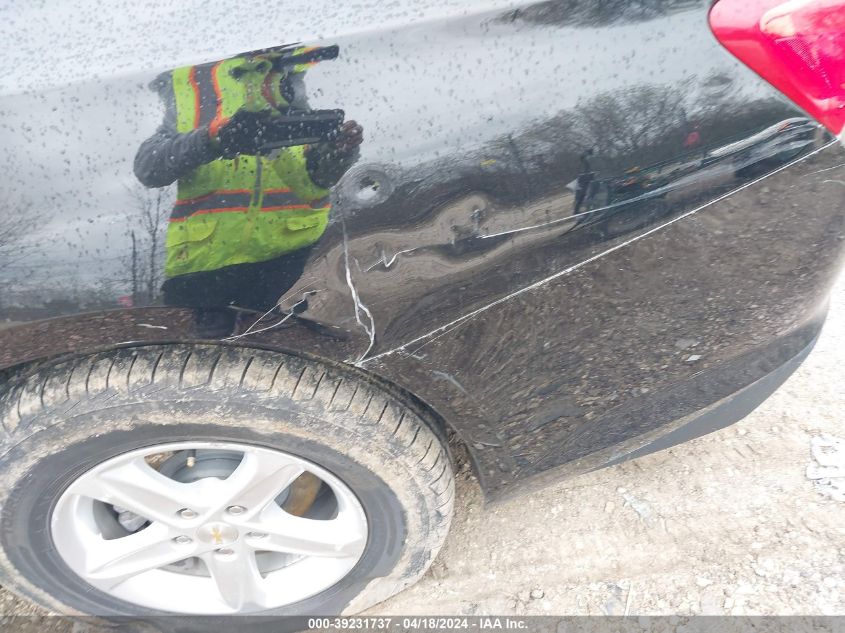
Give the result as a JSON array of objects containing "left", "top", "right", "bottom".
[
  {"left": 705, "top": 117, "right": 817, "bottom": 176},
  {"left": 579, "top": 117, "right": 818, "bottom": 237},
  {"left": 575, "top": 164, "right": 677, "bottom": 237}
]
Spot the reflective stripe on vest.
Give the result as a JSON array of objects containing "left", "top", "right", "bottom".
[{"left": 165, "top": 54, "right": 331, "bottom": 278}]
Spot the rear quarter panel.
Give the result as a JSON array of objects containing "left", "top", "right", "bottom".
[{"left": 1, "top": 0, "right": 843, "bottom": 497}]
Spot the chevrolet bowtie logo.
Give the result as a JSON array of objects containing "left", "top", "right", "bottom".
[{"left": 197, "top": 522, "right": 237, "bottom": 546}]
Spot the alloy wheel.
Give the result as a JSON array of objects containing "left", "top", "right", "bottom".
[{"left": 50, "top": 441, "right": 368, "bottom": 614}]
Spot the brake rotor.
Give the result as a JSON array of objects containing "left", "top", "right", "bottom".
[{"left": 158, "top": 449, "right": 323, "bottom": 516}]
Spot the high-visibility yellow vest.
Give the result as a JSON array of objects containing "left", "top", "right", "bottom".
[{"left": 165, "top": 53, "right": 330, "bottom": 278}]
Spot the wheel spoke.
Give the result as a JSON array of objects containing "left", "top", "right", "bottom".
[
  {"left": 244, "top": 504, "right": 366, "bottom": 559},
  {"left": 202, "top": 547, "right": 267, "bottom": 612},
  {"left": 83, "top": 523, "right": 198, "bottom": 590},
  {"left": 68, "top": 457, "right": 204, "bottom": 525},
  {"left": 51, "top": 441, "right": 369, "bottom": 613},
  {"left": 216, "top": 451, "right": 304, "bottom": 519}
]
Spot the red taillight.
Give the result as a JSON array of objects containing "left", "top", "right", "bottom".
[{"left": 710, "top": 0, "right": 845, "bottom": 136}]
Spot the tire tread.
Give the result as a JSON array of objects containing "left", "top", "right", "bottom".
[{"left": 0, "top": 344, "right": 455, "bottom": 612}]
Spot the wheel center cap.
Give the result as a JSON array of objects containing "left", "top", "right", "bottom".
[{"left": 196, "top": 522, "right": 239, "bottom": 546}]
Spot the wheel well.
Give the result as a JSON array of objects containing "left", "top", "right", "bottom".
[{"left": 0, "top": 340, "right": 471, "bottom": 475}]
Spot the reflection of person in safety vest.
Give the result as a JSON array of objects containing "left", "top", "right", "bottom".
[{"left": 134, "top": 45, "right": 362, "bottom": 322}]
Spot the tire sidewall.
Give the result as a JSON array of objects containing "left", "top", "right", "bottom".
[{"left": 0, "top": 396, "right": 417, "bottom": 616}]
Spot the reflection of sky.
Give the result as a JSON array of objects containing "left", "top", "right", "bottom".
[
  {"left": 0, "top": 0, "right": 522, "bottom": 96},
  {"left": 0, "top": 2, "right": 772, "bottom": 291},
  {"left": 309, "top": 9, "right": 759, "bottom": 164}
]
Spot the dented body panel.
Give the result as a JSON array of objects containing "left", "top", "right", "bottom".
[{"left": 2, "top": 0, "right": 844, "bottom": 498}]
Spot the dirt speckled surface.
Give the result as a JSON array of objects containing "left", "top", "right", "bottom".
[
  {"left": 2, "top": 278, "right": 844, "bottom": 619},
  {"left": 369, "top": 273, "right": 845, "bottom": 617}
]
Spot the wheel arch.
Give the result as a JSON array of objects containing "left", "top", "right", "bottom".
[{"left": 0, "top": 332, "right": 477, "bottom": 492}]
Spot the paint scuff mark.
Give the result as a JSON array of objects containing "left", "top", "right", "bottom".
[
  {"left": 431, "top": 370, "right": 469, "bottom": 395},
  {"left": 340, "top": 214, "right": 376, "bottom": 364},
  {"left": 803, "top": 161, "right": 845, "bottom": 176},
  {"left": 222, "top": 296, "right": 309, "bottom": 342},
  {"left": 481, "top": 187, "right": 671, "bottom": 240},
  {"left": 358, "top": 140, "right": 837, "bottom": 365},
  {"left": 365, "top": 247, "right": 420, "bottom": 271}
]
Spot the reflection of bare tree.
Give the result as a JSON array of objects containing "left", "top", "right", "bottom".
[
  {"left": 469, "top": 85, "right": 690, "bottom": 201},
  {"left": 499, "top": 0, "right": 700, "bottom": 27},
  {"left": 0, "top": 192, "right": 38, "bottom": 311},
  {"left": 573, "top": 84, "right": 688, "bottom": 159},
  {"left": 124, "top": 185, "right": 169, "bottom": 303},
  {"left": 340, "top": 80, "right": 804, "bottom": 255},
  {"left": 465, "top": 83, "right": 797, "bottom": 205}
]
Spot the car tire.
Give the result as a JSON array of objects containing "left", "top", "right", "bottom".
[{"left": 0, "top": 345, "right": 454, "bottom": 616}]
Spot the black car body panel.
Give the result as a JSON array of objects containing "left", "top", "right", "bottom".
[{"left": 2, "top": 0, "right": 844, "bottom": 499}]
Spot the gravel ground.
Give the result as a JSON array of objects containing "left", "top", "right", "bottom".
[{"left": 2, "top": 278, "right": 843, "bottom": 619}]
